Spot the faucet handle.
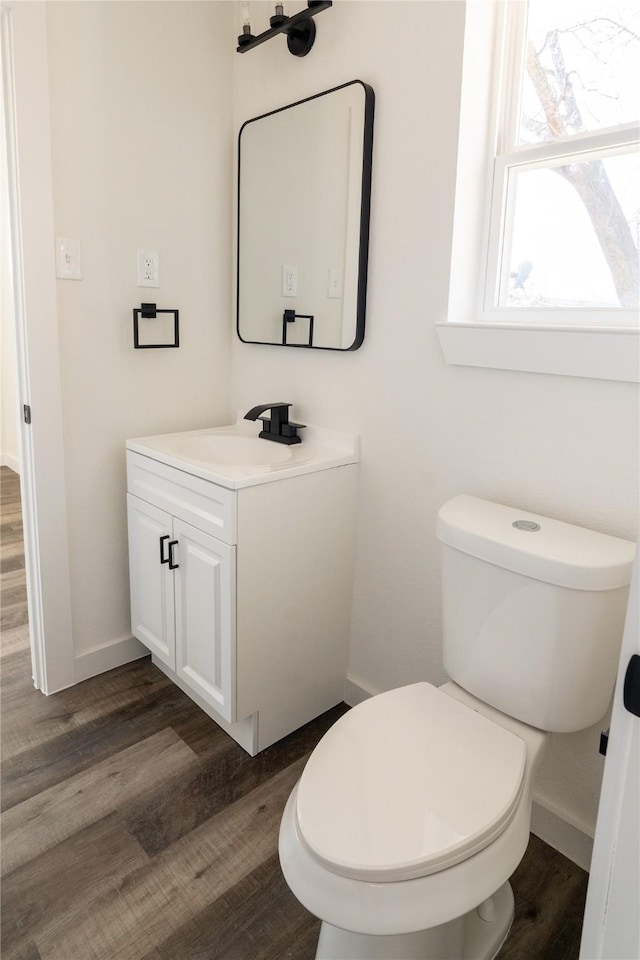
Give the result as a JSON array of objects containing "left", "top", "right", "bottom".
[{"left": 280, "top": 420, "right": 305, "bottom": 438}]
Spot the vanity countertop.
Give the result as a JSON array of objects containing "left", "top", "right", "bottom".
[{"left": 126, "top": 418, "right": 359, "bottom": 490}]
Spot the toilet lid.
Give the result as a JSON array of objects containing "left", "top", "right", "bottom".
[{"left": 295, "top": 683, "right": 527, "bottom": 882}]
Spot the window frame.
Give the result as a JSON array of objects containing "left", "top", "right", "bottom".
[{"left": 438, "top": 0, "right": 640, "bottom": 382}]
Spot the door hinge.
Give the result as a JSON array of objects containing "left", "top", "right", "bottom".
[{"left": 23, "top": 404, "right": 32, "bottom": 424}]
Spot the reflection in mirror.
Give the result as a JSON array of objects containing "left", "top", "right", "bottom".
[{"left": 237, "top": 80, "right": 374, "bottom": 351}]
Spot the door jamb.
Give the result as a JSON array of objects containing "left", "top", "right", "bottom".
[{"left": 2, "top": 1, "right": 74, "bottom": 693}]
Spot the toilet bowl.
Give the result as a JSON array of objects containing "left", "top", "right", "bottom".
[
  {"left": 279, "top": 681, "right": 547, "bottom": 960},
  {"left": 278, "top": 496, "right": 635, "bottom": 960}
]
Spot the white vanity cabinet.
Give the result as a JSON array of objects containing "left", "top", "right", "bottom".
[{"left": 126, "top": 442, "right": 357, "bottom": 755}]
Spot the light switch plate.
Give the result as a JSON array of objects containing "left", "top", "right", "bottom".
[{"left": 55, "top": 238, "right": 82, "bottom": 280}]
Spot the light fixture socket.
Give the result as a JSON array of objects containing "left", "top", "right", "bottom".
[
  {"left": 270, "top": 3, "right": 288, "bottom": 28},
  {"left": 237, "top": 23, "right": 255, "bottom": 46}
]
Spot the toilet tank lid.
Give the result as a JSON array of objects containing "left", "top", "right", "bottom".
[{"left": 437, "top": 496, "right": 636, "bottom": 591}]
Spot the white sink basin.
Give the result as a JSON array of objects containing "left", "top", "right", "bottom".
[
  {"left": 167, "top": 433, "right": 294, "bottom": 466},
  {"left": 127, "top": 419, "right": 359, "bottom": 489}
]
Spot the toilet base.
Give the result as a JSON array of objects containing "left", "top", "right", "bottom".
[{"left": 315, "top": 880, "right": 514, "bottom": 960}]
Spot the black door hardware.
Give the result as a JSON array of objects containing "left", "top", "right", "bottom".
[
  {"left": 623, "top": 654, "right": 640, "bottom": 717},
  {"left": 601, "top": 654, "right": 640, "bottom": 756},
  {"left": 159, "top": 534, "right": 170, "bottom": 564},
  {"left": 160, "top": 534, "right": 179, "bottom": 569},
  {"left": 599, "top": 729, "right": 609, "bottom": 756},
  {"left": 168, "top": 540, "right": 179, "bottom": 570}
]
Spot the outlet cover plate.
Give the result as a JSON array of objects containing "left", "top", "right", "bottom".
[{"left": 137, "top": 249, "right": 160, "bottom": 288}]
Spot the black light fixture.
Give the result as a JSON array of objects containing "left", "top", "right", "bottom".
[{"left": 237, "top": 1, "right": 332, "bottom": 58}]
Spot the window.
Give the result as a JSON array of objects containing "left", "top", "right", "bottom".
[{"left": 438, "top": 0, "right": 640, "bottom": 381}]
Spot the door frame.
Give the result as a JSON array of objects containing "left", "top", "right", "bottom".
[
  {"left": 580, "top": 548, "right": 640, "bottom": 959},
  {"left": 2, "top": 1, "right": 74, "bottom": 692}
]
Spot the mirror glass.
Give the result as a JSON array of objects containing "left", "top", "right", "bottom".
[{"left": 237, "top": 80, "right": 374, "bottom": 351}]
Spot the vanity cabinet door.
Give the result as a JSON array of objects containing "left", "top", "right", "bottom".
[
  {"left": 173, "top": 518, "right": 236, "bottom": 723},
  {"left": 127, "top": 494, "right": 175, "bottom": 670}
]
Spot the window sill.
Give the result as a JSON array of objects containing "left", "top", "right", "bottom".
[{"left": 435, "top": 322, "right": 639, "bottom": 383}]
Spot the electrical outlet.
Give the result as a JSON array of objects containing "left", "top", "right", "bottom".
[
  {"left": 282, "top": 264, "right": 298, "bottom": 298},
  {"left": 137, "top": 249, "right": 159, "bottom": 288},
  {"left": 328, "top": 267, "right": 342, "bottom": 299}
]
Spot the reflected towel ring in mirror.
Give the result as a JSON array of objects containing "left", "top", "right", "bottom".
[{"left": 237, "top": 80, "right": 375, "bottom": 351}]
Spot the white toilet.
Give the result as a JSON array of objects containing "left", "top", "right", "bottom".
[{"left": 278, "top": 495, "right": 635, "bottom": 960}]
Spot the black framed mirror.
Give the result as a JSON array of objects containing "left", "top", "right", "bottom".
[{"left": 237, "top": 80, "right": 374, "bottom": 351}]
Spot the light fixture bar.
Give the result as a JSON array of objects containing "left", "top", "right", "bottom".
[{"left": 236, "top": 1, "right": 332, "bottom": 56}]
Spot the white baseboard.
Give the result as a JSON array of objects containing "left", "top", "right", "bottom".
[
  {"left": 531, "top": 798, "right": 593, "bottom": 872},
  {"left": 343, "top": 675, "right": 593, "bottom": 872},
  {"left": 1, "top": 452, "right": 21, "bottom": 473},
  {"left": 73, "top": 634, "right": 148, "bottom": 685}
]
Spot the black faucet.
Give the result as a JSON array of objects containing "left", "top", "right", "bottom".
[{"left": 244, "top": 403, "right": 306, "bottom": 445}]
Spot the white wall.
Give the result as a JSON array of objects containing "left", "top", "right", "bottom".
[
  {"left": 231, "top": 1, "right": 639, "bottom": 843},
  {"left": 45, "top": 1, "right": 233, "bottom": 668}
]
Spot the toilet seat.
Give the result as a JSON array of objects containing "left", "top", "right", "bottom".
[{"left": 295, "top": 683, "right": 527, "bottom": 883}]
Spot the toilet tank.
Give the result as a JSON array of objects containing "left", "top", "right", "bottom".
[{"left": 437, "top": 496, "right": 635, "bottom": 732}]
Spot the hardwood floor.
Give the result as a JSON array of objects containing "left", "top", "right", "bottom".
[{"left": 1, "top": 465, "right": 588, "bottom": 959}]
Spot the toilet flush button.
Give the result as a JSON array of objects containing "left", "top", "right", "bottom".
[{"left": 512, "top": 519, "right": 541, "bottom": 532}]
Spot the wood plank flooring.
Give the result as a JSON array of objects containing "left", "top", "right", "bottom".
[{"left": 1, "top": 465, "right": 588, "bottom": 959}]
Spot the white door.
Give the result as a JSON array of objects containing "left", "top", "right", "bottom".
[
  {"left": 126, "top": 494, "right": 175, "bottom": 671},
  {"left": 173, "top": 518, "right": 236, "bottom": 723},
  {"left": 580, "top": 549, "right": 640, "bottom": 960}
]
